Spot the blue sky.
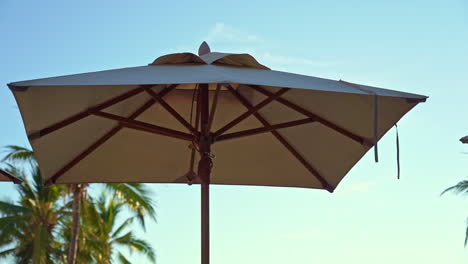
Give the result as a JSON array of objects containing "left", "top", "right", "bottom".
[{"left": 1, "top": 0, "right": 468, "bottom": 263}]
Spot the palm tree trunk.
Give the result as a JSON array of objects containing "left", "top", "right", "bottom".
[{"left": 67, "top": 184, "right": 82, "bottom": 264}]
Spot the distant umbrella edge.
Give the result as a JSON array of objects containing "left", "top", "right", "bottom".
[
  {"left": 0, "top": 169, "right": 22, "bottom": 184},
  {"left": 461, "top": 136, "right": 468, "bottom": 144}
]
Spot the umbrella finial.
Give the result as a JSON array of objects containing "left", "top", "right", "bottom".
[{"left": 198, "top": 41, "right": 211, "bottom": 56}]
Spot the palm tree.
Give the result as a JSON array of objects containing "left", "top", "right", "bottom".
[
  {"left": 65, "top": 176, "right": 156, "bottom": 264},
  {"left": 0, "top": 145, "right": 88, "bottom": 263},
  {"left": 1, "top": 146, "right": 157, "bottom": 263},
  {"left": 442, "top": 180, "right": 468, "bottom": 245},
  {"left": 441, "top": 137, "right": 468, "bottom": 246},
  {"left": 63, "top": 183, "right": 157, "bottom": 264},
  {"left": 1, "top": 145, "right": 37, "bottom": 166},
  {"left": 67, "top": 183, "right": 84, "bottom": 264},
  {"left": 0, "top": 164, "right": 71, "bottom": 263},
  {"left": 81, "top": 193, "right": 156, "bottom": 263}
]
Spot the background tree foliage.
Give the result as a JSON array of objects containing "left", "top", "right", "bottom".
[{"left": 0, "top": 146, "right": 157, "bottom": 263}]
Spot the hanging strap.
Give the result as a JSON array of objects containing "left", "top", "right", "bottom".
[
  {"left": 339, "top": 80, "right": 379, "bottom": 162},
  {"left": 395, "top": 124, "right": 400, "bottom": 179},
  {"left": 373, "top": 94, "right": 379, "bottom": 162}
]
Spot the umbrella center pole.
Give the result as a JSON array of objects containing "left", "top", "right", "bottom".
[
  {"left": 198, "top": 83, "right": 212, "bottom": 264},
  {"left": 198, "top": 144, "right": 212, "bottom": 264}
]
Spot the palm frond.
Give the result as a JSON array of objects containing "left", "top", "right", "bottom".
[
  {"left": 441, "top": 180, "right": 468, "bottom": 196},
  {"left": 1, "top": 163, "right": 25, "bottom": 181},
  {"left": 0, "top": 159, "right": 70, "bottom": 263},
  {"left": 1, "top": 145, "right": 36, "bottom": 162},
  {"left": 465, "top": 218, "right": 468, "bottom": 247},
  {"left": 127, "top": 238, "right": 156, "bottom": 263},
  {"left": 0, "top": 247, "right": 16, "bottom": 258},
  {"left": 0, "top": 215, "right": 30, "bottom": 233},
  {"left": 113, "top": 231, "right": 132, "bottom": 244},
  {"left": 104, "top": 183, "right": 156, "bottom": 230},
  {"left": 1, "top": 146, "right": 36, "bottom": 171},
  {"left": 117, "top": 252, "right": 132, "bottom": 264},
  {"left": 113, "top": 232, "right": 156, "bottom": 263},
  {"left": 112, "top": 217, "right": 134, "bottom": 239},
  {"left": 0, "top": 201, "right": 31, "bottom": 216}
]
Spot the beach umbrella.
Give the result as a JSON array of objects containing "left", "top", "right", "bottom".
[
  {"left": 8, "top": 42, "right": 426, "bottom": 264},
  {"left": 460, "top": 135, "right": 468, "bottom": 144}
]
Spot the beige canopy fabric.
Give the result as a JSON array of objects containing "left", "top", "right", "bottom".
[
  {"left": 8, "top": 46, "right": 427, "bottom": 192},
  {"left": 151, "top": 52, "right": 270, "bottom": 69}
]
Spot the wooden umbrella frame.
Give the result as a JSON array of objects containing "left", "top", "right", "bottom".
[
  {"left": 0, "top": 169, "right": 22, "bottom": 184},
  {"left": 27, "top": 82, "right": 374, "bottom": 264}
]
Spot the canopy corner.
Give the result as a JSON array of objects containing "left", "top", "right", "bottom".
[{"left": 8, "top": 83, "right": 29, "bottom": 92}]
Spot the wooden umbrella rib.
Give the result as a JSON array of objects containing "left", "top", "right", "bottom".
[
  {"left": 225, "top": 84, "right": 334, "bottom": 192},
  {"left": 215, "top": 118, "right": 316, "bottom": 142},
  {"left": 206, "top": 84, "right": 221, "bottom": 135},
  {"left": 247, "top": 85, "right": 369, "bottom": 146},
  {"left": 119, "top": 122, "right": 193, "bottom": 141},
  {"left": 28, "top": 86, "right": 148, "bottom": 141},
  {"left": 0, "top": 169, "right": 22, "bottom": 184},
  {"left": 92, "top": 111, "right": 194, "bottom": 141},
  {"left": 45, "top": 126, "right": 122, "bottom": 186},
  {"left": 213, "top": 88, "right": 290, "bottom": 137},
  {"left": 200, "top": 84, "right": 210, "bottom": 138},
  {"left": 45, "top": 84, "right": 179, "bottom": 186},
  {"left": 144, "top": 86, "right": 197, "bottom": 134},
  {"left": 188, "top": 87, "right": 201, "bottom": 178}
]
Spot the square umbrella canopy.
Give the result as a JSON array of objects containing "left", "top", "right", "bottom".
[{"left": 8, "top": 42, "right": 427, "bottom": 264}]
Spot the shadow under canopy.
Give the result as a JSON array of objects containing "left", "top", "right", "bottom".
[{"left": 8, "top": 42, "right": 427, "bottom": 264}]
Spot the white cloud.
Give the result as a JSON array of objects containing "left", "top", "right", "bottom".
[
  {"left": 205, "top": 23, "right": 262, "bottom": 43},
  {"left": 202, "top": 23, "right": 330, "bottom": 70},
  {"left": 257, "top": 52, "right": 330, "bottom": 68},
  {"left": 346, "top": 180, "right": 377, "bottom": 193}
]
